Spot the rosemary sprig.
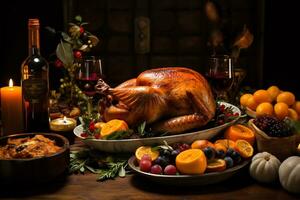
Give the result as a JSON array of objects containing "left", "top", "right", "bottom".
[{"left": 69, "top": 149, "right": 130, "bottom": 181}]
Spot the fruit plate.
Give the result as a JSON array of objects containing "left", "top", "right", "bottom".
[
  {"left": 128, "top": 156, "right": 250, "bottom": 186},
  {"left": 74, "top": 102, "right": 241, "bottom": 153}
]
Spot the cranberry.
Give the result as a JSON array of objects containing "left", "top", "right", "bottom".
[
  {"left": 74, "top": 50, "right": 82, "bottom": 59},
  {"left": 219, "top": 104, "right": 225, "bottom": 111},
  {"left": 89, "top": 121, "right": 95, "bottom": 132},
  {"left": 94, "top": 133, "right": 100, "bottom": 139},
  {"left": 54, "top": 59, "right": 64, "bottom": 68},
  {"left": 80, "top": 132, "right": 88, "bottom": 138},
  {"left": 79, "top": 26, "right": 84, "bottom": 34}
]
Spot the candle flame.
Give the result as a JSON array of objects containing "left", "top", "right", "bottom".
[
  {"left": 9, "top": 79, "right": 13, "bottom": 87},
  {"left": 63, "top": 116, "right": 68, "bottom": 124}
]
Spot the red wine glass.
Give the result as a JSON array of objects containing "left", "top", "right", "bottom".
[
  {"left": 205, "top": 55, "right": 234, "bottom": 102},
  {"left": 76, "top": 56, "right": 102, "bottom": 115}
]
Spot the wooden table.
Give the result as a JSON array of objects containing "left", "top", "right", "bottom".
[{"left": 0, "top": 166, "right": 299, "bottom": 200}]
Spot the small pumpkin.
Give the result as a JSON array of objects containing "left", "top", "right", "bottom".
[
  {"left": 249, "top": 152, "right": 281, "bottom": 183},
  {"left": 279, "top": 156, "right": 300, "bottom": 193}
]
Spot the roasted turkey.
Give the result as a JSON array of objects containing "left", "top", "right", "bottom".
[{"left": 96, "top": 67, "right": 216, "bottom": 134}]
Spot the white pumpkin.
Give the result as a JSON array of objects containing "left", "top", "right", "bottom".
[
  {"left": 279, "top": 156, "right": 300, "bottom": 193},
  {"left": 249, "top": 152, "right": 281, "bottom": 183}
]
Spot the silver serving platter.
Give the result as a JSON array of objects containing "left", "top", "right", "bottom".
[
  {"left": 128, "top": 156, "right": 249, "bottom": 186},
  {"left": 74, "top": 102, "right": 241, "bottom": 152}
]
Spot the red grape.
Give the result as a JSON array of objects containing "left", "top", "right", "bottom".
[
  {"left": 150, "top": 164, "right": 163, "bottom": 174},
  {"left": 141, "top": 154, "right": 152, "bottom": 162},
  {"left": 139, "top": 160, "right": 152, "bottom": 172},
  {"left": 164, "top": 165, "right": 177, "bottom": 175}
]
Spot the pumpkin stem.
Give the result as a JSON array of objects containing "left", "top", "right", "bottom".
[{"left": 264, "top": 156, "right": 270, "bottom": 161}]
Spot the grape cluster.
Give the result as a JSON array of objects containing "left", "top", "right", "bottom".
[{"left": 253, "top": 115, "right": 292, "bottom": 137}]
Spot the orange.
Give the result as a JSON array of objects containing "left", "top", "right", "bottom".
[
  {"left": 267, "top": 86, "right": 281, "bottom": 101},
  {"left": 224, "top": 124, "right": 255, "bottom": 145},
  {"left": 191, "top": 140, "right": 215, "bottom": 150},
  {"left": 135, "top": 146, "right": 159, "bottom": 162},
  {"left": 240, "top": 93, "right": 253, "bottom": 107},
  {"left": 214, "top": 142, "right": 228, "bottom": 153},
  {"left": 274, "top": 102, "right": 289, "bottom": 120},
  {"left": 246, "top": 96, "right": 258, "bottom": 111},
  {"left": 215, "top": 139, "right": 236, "bottom": 149},
  {"left": 256, "top": 102, "right": 274, "bottom": 116},
  {"left": 288, "top": 108, "right": 299, "bottom": 120},
  {"left": 100, "top": 119, "right": 129, "bottom": 137},
  {"left": 206, "top": 159, "right": 226, "bottom": 172},
  {"left": 234, "top": 139, "right": 254, "bottom": 158},
  {"left": 276, "top": 91, "right": 296, "bottom": 106},
  {"left": 292, "top": 101, "right": 300, "bottom": 114},
  {"left": 175, "top": 149, "right": 207, "bottom": 174},
  {"left": 95, "top": 122, "right": 106, "bottom": 129},
  {"left": 253, "top": 90, "right": 272, "bottom": 104}
]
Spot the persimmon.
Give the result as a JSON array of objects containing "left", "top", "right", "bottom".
[
  {"left": 224, "top": 125, "right": 255, "bottom": 145},
  {"left": 288, "top": 108, "right": 299, "bottom": 120},
  {"left": 246, "top": 96, "right": 258, "bottom": 111},
  {"left": 191, "top": 140, "right": 215, "bottom": 150},
  {"left": 267, "top": 85, "right": 280, "bottom": 101},
  {"left": 240, "top": 93, "right": 252, "bottom": 107},
  {"left": 100, "top": 119, "right": 129, "bottom": 137},
  {"left": 256, "top": 102, "right": 274, "bottom": 116},
  {"left": 176, "top": 149, "right": 207, "bottom": 174},
  {"left": 292, "top": 101, "right": 300, "bottom": 114}
]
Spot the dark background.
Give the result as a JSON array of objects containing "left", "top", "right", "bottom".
[{"left": 0, "top": 0, "right": 299, "bottom": 98}]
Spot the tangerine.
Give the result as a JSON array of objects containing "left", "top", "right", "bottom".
[
  {"left": 224, "top": 124, "right": 255, "bottom": 145},
  {"left": 292, "top": 101, "right": 300, "bottom": 114},
  {"left": 274, "top": 102, "right": 289, "bottom": 120},
  {"left": 256, "top": 102, "right": 274, "bottom": 116},
  {"left": 267, "top": 86, "right": 281, "bottom": 101},
  {"left": 240, "top": 93, "right": 253, "bottom": 107},
  {"left": 176, "top": 149, "right": 207, "bottom": 174},
  {"left": 246, "top": 96, "right": 258, "bottom": 111},
  {"left": 276, "top": 91, "right": 295, "bottom": 106},
  {"left": 135, "top": 146, "right": 159, "bottom": 162},
  {"left": 253, "top": 90, "right": 272, "bottom": 104},
  {"left": 215, "top": 139, "right": 236, "bottom": 149},
  {"left": 288, "top": 108, "right": 299, "bottom": 120}
]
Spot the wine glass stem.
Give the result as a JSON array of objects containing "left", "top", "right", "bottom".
[{"left": 87, "top": 97, "right": 93, "bottom": 116}]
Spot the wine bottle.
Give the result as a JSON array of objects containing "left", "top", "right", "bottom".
[{"left": 21, "top": 18, "right": 49, "bottom": 132}]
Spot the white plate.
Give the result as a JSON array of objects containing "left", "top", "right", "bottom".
[{"left": 74, "top": 102, "right": 241, "bottom": 152}]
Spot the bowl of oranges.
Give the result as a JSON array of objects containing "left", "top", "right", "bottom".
[{"left": 240, "top": 86, "right": 300, "bottom": 121}]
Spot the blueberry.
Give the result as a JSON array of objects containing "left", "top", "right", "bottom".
[
  {"left": 216, "top": 150, "right": 225, "bottom": 158},
  {"left": 203, "top": 147, "right": 216, "bottom": 160},
  {"left": 226, "top": 148, "right": 234, "bottom": 157},
  {"left": 154, "top": 156, "right": 169, "bottom": 168},
  {"left": 231, "top": 151, "right": 242, "bottom": 164},
  {"left": 224, "top": 156, "right": 234, "bottom": 168}
]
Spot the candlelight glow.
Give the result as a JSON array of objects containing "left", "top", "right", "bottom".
[{"left": 9, "top": 79, "right": 13, "bottom": 87}]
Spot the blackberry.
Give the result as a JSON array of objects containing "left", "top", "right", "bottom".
[{"left": 253, "top": 115, "right": 292, "bottom": 137}]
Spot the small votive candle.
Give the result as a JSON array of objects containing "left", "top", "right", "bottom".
[
  {"left": 50, "top": 116, "right": 77, "bottom": 144},
  {"left": 50, "top": 116, "right": 77, "bottom": 132},
  {"left": 0, "top": 79, "right": 23, "bottom": 135}
]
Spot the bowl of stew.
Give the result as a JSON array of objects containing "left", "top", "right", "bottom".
[{"left": 0, "top": 133, "right": 69, "bottom": 185}]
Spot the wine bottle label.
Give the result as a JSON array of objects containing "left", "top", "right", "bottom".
[{"left": 22, "top": 78, "right": 48, "bottom": 103}]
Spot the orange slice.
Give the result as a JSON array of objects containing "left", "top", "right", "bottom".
[
  {"left": 191, "top": 140, "right": 215, "bottom": 150},
  {"left": 206, "top": 159, "right": 226, "bottom": 172},
  {"left": 95, "top": 122, "right": 106, "bottom": 129},
  {"left": 135, "top": 146, "right": 159, "bottom": 162},
  {"left": 215, "top": 139, "right": 236, "bottom": 149},
  {"left": 234, "top": 139, "right": 254, "bottom": 158},
  {"left": 176, "top": 149, "right": 207, "bottom": 174},
  {"left": 100, "top": 119, "right": 129, "bottom": 137},
  {"left": 224, "top": 124, "right": 255, "bottom": 145}
]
